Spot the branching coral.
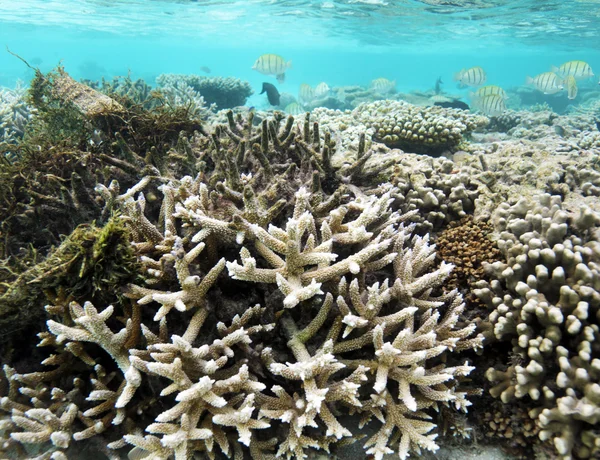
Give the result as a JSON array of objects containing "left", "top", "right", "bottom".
[
  {"left": 0, "top": 80, "right": 35, "bottom": 144},
  {"left": 1, "top": 80, "right": 484, "bottom": 460},
  {"left": 156, "top": 74, "right": 253, "bottom": 109}
]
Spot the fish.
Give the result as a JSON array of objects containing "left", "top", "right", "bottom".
[
  {"left": 472, "top": 85, "right": 508, "bottom": 100},
  {"left": 454, "top": 67, "right": 486, "bottom": 87},
  {"left": 260, "top": 82, "right": 280, "bottom": 106},
  {"left": 564, "top": 75, "right": 578, "bottom": 100},
  {"left": 314, "top": 82, "right": 330, "bottom": 98},
  {"left": 370, "top": 78, "right": 396, "bottom": 94},
  {"left": 252, "top": 54, "right": 292, "bottom": 84},
  {"left": 199, "top": 66, "right": 211, "bottom": 74},
  {"left": 552, "top": 60, "right": 594, "bottom": 80},
  {"left": 284, "top": 102, "right": 305, "bottom": 115},
  {"left": 474, "top": 94, "right": 506, "bottom": 116},
  {"left": 434, "top": 76, "right": 443, "bottom": 95},
  {"left": 526, "top": 72, "right": 564, "bottom": 94},
  {"left": 434, "top": 100, "right": 469, "bottom": 110},
  {"left": 299, "top": 83, "right": 315, "bottom": 103},
  {"left": 430, "top": 95, "right": 453, "bottom": 103}
]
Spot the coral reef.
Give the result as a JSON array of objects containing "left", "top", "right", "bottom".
[
  {"left": 474, "top": 193, "right": 600, "bottom": 459},
  {"left": 2, "top": 63, "right": 600, "bottom": 460},
  {"left": 156, "top": 74, "right": 253, "bottom": 109},
  {"left": 0, "top": 85, "right": 483, "bottom": 459},
  {"left": 355, "top": 100, "right": 488, "bottom": 155}
]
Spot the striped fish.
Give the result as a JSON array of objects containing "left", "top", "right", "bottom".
[
  {"left": 314, "top": 82, "right": 330, "bottom": 98},
  {"left": 285, "top": 102, "right": 305, "bottom": 115},
  {"left": 252, "top": 54, "right": 292, "bottom": 83},
  {"left": 476, "top": 94, "right": 506, "bottom": 116},
  {"left": 473, "top": 85, "right": 508, "bottom": 100},
  {"left": 370, "top": 78, "right": 396, "bottom": 94},
  {"left": 454, "top": 67, "right": 486, "bottom": 87},
  {"left": 299, "top": 83, "right": 315, "bottom": 103},
  {"left": 526, "top": 72, "right": 564, "bottom": 94},
  {"left": 552, "top": 60, "right": 594, "bottom": 80},
  {"left": 564, "top": 75, "right": 578, "bottom": 100}
]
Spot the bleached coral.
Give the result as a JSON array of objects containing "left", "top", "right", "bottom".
[
  {"left": 1, "top": 109, "right": 482, "bottom": 460},
  {"left": 0, "top": 80, "right": 35, "bottom": 144}
]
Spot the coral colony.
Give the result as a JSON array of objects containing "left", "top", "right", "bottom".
[{"left": 0, "top": 68, "right": 599, "bottom": 460}]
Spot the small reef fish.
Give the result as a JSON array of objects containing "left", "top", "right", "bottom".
[
  {"left": 260, "top": 82, "right": 280, "bottom": 106},
  {"left": 314, "top": 82, "right": 330, "bottom": 98},
  {"left": 454, "top": 66, "right": 486, "bottom": 87},
  {"left": 552, "top": 60, "right": 594, "bottom": 80},
  {"left": 475, "top": 94, "right": 506, "bottom": 116},
  {"left": 284, "top": 102, "right": 305, "bottom": 115},
  {"left": 434, "top": 100, "right": 469, "bottom": 110},
  {"left": 434, "top": 76, "right": 443, "bottom": 95},
  {"left": 472, "top": 85, "right": 508, "bottom": 100},
  {"left": 199, "top": 66, "right": 211, "bottom": 74},
  {"left": 370, "top": 77, "right": 396, "bottom": 94},
  {"left": 299, "top": 83, "right": 315, "bottom": 103},
  {"left": 252, "top": 54, "right": 292, "bottom": 84},
  {"left": 526, "top": 72, "right": 564, "bottom": 94},
  {"left": 564, "top": 75, "right": 578, "bottom": 100}
]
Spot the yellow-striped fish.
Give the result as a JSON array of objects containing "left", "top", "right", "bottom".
[
  {"left": 526, "top": 72, "right": 564, "bottom": 94},
  {"left": 564, "top": 75, "right": 578, "bottom": 100},
  {"left": 472, "top": 85, "right": 508, "bottom": 100},
  {"left": 252, "top": 54, "right": 292, "bottom": 83},
  {"left": 370, "top": 78, "right": 396, "bottom": 94},
  {"left": 454, "top": 67, "right": 486, "bottom": 87},
  {"left": 314, "top": 82, "right": 330, "bottom": 98},
  {"left": 299, "top": 83, "right": 315, "bottom": 103},
  {"left": 475, "top": 94, "right": 506, "bottom": 116},
  {"left": 285, "top": 102, "right": 305, "bottom": 115},
  {"left": 552, "top": 60, "right": 594, "bottom": 80}
]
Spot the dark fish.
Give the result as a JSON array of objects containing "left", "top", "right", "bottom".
[
  {"left": 30, "top": 57, "right": 43, "bottom": 65},
  {"left": 260, "top": 82, "right": 280, "bottom": 106},
  {"left": 200, "top": 66, "right": 211, "bottom": 74},
  {"left": 435, "top": 76, "right": 443, "bottom": 95},
  {"left": 434, "top": 100, "right": 469, "bottom": 110}
]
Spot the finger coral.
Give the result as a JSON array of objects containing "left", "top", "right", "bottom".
[{"left": 475, "top": 193, "right": 600, "bottom": 459}]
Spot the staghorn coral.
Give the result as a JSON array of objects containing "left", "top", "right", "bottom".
[
  {"left": 83, "top": 73, "right": 155, "bottom": 107},
  {"left": 1, "top": 103, "right": 482, "bottom": 460},
  {"left": 474, "top": 193, "right": 600, "bottom": 459},
  {"left": 156, "top": 74, "right": 253, "bottom": 109},
  {"left": 0, "top": 81, "right": 35, "bottom": 144},
  {"left": 355, "top": 100, "right": 488, "bottom": 155}
]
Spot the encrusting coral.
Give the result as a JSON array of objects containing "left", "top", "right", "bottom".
[{"left": 0, "top": 73, "right": 484, "bottom": 459}]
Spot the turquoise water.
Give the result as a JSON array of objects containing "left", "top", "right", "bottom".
[{"left": 2, "top": 0, "right": 600, "bottom": 105}]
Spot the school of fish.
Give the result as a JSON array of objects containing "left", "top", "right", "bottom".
[{"left": 250, "top": 54, "right": 596, "bottom": 118}]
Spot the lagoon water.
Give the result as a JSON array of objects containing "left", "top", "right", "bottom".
[{"left": 1, "top": 1, "right": 600, "bottom": 105}]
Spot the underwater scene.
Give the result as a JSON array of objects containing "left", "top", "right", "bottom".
[{"left": 2, "top": 1, "right": 600, "bottom": 459}]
